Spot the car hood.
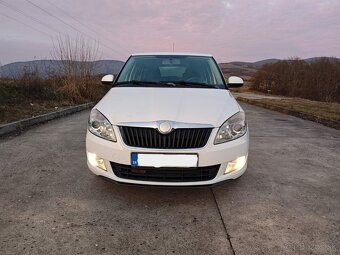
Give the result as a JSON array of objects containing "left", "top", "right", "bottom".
[{"left": 95, "top": 87, "right": 240, "bottom": 127}]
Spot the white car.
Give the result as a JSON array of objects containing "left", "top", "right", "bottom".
[{"left": 86, "top": 52, "right": 249, "bottom": 186}]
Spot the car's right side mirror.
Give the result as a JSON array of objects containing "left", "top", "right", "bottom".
[
  {"left": 101, "top": 74, "right": 115, "bottom": 85},
  {"left": 228, "top": 76, "right": 244, "bottom": 87}
]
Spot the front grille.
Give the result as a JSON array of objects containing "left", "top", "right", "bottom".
[
  {"left": 110, "top": 162, "right": 220, "bottom": 182},
  {"left": 119, "top": 127, "right": 212, "bottom": 149}
]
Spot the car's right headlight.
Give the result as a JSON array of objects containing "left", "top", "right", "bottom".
[
  {"left": 88, "top": 109, "right": 116, "bottom": 142},
  {"left": 214, "top": 111, "right": 247, "bottom": 144}
]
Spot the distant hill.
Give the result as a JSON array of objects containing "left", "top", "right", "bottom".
[
  {"left": 228, "top": 58, "right": 280, "bottom": 69},
  {"left": 219, "top": 59, "right": 282, "bottom": 81},
  {"left": 219, "top": 57, "right": 339, "bottom": 81},
  {"left": 1, "top": 57, "right": 338, "bottom": 80},
  {"left": 219, "top": 62, "right": 257, "bottom": 81},
  {"left": 0, "top": 60, "right": 125, "bottom": 78}
]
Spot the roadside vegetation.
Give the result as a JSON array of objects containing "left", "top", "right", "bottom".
[
  {"left": 231, "top": 57, "right": 340, "bottom": 129},
  {"left": 251, "top": 58, "right": 340, "bottom": 103},
  {"left": 0, "top": 36, "right": 108, "bottom": 125},
  {"left": 237, "top": 97, "right": 340, "bottom": 129}
]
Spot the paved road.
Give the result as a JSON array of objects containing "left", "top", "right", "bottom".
[{"left": 0, "top": 103, "right": 339, "bottom": 255}]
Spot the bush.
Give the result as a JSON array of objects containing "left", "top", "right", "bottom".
[
  {"left": 0, "top": 66, "right": 106, "bottom": 106},
  {"left": 52, "top": 35, "right": 105, "bottom": 103},
  {"left": 251, "top": 58, "right": 340, "bottom": 103},
  {"left": 17, "top": 66, "right": 59, "bottom": 100}
]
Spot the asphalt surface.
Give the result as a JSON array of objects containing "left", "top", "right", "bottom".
[{"left": 0, "top": 103, "right": 339, "bottom": 255}]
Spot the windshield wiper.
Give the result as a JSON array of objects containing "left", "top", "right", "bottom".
[
  {"left": 115, "top": 80, "right": 219, "bottom": 89},
  {"left": 115, "top": 80, "right": 181, "bottom": 87},
  {"left": 115, "top": 80, "right": 158, "bottom": 86},
  {"left": 168, "top": 81, "right": 219, "bottom": 89}
]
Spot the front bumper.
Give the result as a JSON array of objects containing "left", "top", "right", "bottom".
[{"left": 85, "top": 127, "right": 249, "bottom": 186}]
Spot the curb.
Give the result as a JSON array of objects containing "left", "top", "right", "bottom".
[
  {"left": 236, "top": 97, "right": 340, "bottom": 130},
  {"left": 0, "top": 102, "right": 94, "bottom": 137}
]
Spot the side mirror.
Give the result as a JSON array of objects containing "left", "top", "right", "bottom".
[
  {"left": 228, "top": 76, "right": 244, "bottom": 87},
  {"left": 101, "top": 74, "right": 114, "bottom": 85}
]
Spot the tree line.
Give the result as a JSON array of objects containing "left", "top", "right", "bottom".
[{"left": 251, "top": 58, "right": 340, "bottom": 103}]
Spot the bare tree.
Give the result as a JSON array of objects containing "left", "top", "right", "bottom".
[
  {"left": 251, "top": 58, "right": 340, "bottom": 103},
  {"left": 52, "top": 35, "right": 101, "bottom": 103}
]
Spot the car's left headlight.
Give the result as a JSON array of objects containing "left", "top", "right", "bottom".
[
  {"left": 214, "top": 111, "right": 247, "bottom": 144},
  {"left": 88, "top": 109, "right": 117, "bottom": 142}
]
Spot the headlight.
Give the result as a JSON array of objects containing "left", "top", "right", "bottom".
[
  {"left": 214, "top": 112, "right": 247, "bottom": 144},
  {"left": 88, "top": 109, "right": 117, "bottom": 142}
]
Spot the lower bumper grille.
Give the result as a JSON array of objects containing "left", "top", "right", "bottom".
[{"left": 110, "top": 162, "right": 220, "bottom": 182}]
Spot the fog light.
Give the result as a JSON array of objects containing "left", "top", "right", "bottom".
[
  {"left": 225, "top": 155, "right": 247, "bottom": 174},
  {"left": 87, "top": 152, "right": 107, "bottom": 171}
]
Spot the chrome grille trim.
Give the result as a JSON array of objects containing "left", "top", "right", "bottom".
[{"left": 117, "top": 120, "right": 214, "bottom": 129}]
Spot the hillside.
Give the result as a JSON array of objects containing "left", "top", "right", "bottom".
[
  {"left": 0, "top": 60, "right": 125, "bottom": 78},
  {"left": 219, "top": 57, "right": 339, "bottom": 82},
  {"left": 1, "top": 57, "right": 338, "bottom": 81},
  {"left": 219, "top": 63, "right": 257, "bottom": 82}
]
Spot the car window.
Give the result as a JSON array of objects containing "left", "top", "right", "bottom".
[
  {"left": 116, "top": 55, "right": 225, "bottom": 88},
  {"left": 159, "top": 66, "right": 186, "bottom": 78}
]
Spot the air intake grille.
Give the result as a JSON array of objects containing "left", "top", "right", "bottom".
[
  {"left": 119, "top": 127, "right": 212, "bottom": 149},
  {"left": 111, "top": 162, "right": 220, "bottom": 182}
]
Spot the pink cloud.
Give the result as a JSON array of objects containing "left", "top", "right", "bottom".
[{"left": 0, "top": 0, "right": 339, "bottom": 64}]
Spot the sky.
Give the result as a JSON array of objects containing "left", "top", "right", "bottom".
[{"left": 0, "top": 0, "right": 340, "bottom": 64}]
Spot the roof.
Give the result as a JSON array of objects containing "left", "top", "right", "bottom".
[{"left": 131, "top": 52, "right": 213, "bottom": 57}]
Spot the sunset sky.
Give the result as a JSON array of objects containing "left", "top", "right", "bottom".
[{"left": 0, "top": 0, "right": 339, "bottom": 64}]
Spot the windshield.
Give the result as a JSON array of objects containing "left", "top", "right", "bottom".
[{"left": 115, "top": 55, "right": 226, "bottom": 89}]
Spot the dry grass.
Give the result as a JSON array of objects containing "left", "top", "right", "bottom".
[
  {"left": 229, "top": 81, "right": 256, "bottom": 93},
  {"left": 0, "top": 76, "right": 105, "bottom": 125},
  {"left": 0, "top": 99, "right": 74, "bottom": 125},
  {"left": 237, "top": 97, "right": 340, "bottom": 129},
  {"left": 0, "top": 36, "right": 107, "bottom": 125}
]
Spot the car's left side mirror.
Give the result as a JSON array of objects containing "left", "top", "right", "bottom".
[
  {"left": 101, "top": 74, "right": 115, "bottom": 85},
  {"left": 228, "top": 76, "right": 244, "bottom": 87}
]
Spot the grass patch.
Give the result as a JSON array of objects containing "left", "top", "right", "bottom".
[
  {"left": 0, "top": 99, "right": 76, "bottom": 125},
  {"left": 0, "top": 78, "right": 98, "bottom": 125},
  {"left": 237, "top": 97, "right": 340, "bottom": 129}
]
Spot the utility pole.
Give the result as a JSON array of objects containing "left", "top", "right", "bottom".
[{"left": 172, "top": 42, "right": 175, "bottom": 52}]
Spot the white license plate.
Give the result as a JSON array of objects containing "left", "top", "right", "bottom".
[{"left": 131, "top": 153, "right": 198, "bottom": 168}]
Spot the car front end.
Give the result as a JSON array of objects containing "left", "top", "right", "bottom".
[{"left": 86, "top": 53, "right": 249, "bottom": 186}]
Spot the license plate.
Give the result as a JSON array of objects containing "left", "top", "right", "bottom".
[{"left": 131, "top": 153, "right": 198, "bottom": 168}]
